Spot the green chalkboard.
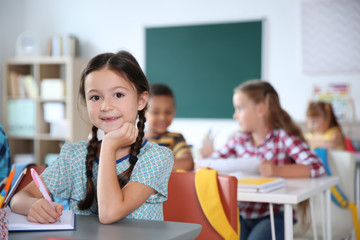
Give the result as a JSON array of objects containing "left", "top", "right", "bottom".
[{"left": 145, "top": 21, "right": 262, "bottom": 118}]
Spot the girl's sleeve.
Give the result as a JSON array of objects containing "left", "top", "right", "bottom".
[
  {"left": 285, "top": 136, "right": 326, "bottom": 178},
  {"left": 41, "top": 142, "right": 74, "bottom": 200},
  {"left": 131, "top": 146, "right": 174, "bottom": 202},
  {"left": 210, "top": 135, "right": 238, "bottom": 159}
]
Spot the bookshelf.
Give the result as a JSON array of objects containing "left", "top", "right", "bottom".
[{"left": 2, "top": 57, "right": 91, "bottom": 165}]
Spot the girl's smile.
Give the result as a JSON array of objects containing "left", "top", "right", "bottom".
[{"left": 84, "top": 68, "right": 142, "bottom": 134}]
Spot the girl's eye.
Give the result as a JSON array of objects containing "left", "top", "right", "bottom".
[
  {"left": 90, "top": 95, "right": 100, "bottom": 101},
  {"left": 115, "top": 92, "right": 124, "bottom": 98}
]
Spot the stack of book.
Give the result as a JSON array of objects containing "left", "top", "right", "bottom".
[{"left": 237, "top": 177, "right": 286, "bottom": 193}]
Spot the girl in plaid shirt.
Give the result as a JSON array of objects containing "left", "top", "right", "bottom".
[{"left": 202, "top": 80, "right": 325, "bottom": 240}]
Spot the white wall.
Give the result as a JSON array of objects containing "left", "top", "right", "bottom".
[{"left": 1, "top": 0, "right": 359, "bottom": 148}]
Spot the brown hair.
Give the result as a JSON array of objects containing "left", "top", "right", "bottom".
[
  {"left": 235, "top": 79, "right": 309, "bottom": 230},
  {"left": 306, "top": 101, "right": 343, "bottom": 131},
  {"left": 77, "top": 51, "right": 149, "bottom": 210}
]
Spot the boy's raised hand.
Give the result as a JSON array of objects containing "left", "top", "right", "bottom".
[{"left": 27, "top": 199, "right": 63, "bottom": 224}]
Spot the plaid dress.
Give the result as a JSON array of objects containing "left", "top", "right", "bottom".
[{"left": 210, "top": 129, "right": 325, "bottom": 219}]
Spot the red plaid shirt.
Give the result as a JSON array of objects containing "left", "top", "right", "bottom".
[{"left": 211, "top": 129, "right": 325, "bottom": 219}]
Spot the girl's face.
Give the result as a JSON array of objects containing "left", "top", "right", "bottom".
[
  {"left": 145, "top": 95, "right": 176, "bottom": 136},
  {"left": 84, "top": 68, "right": 148, "bottom": 134},
  {"left": 232, "top": 91, "right": 264, "bottom": 132},
  {"left": 307, "top": 115, "right": 327, "bottom": 133}
]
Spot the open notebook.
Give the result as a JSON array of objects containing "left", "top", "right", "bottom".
[
  {"left": 8, "top": 209, "right": 75, "bottom": 231},
  {"left": 237, "top": 177, "right": 286, "bottom": 193}
]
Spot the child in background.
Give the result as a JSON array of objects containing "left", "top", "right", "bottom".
[
  {"left": 305, "top": 101, "right": 345, "bottom": 150},
  {"left": 10, "top": 51, "right": 173, "bottom": 224},
  {"left": 199, "top": 80, "right": 325, "bottom": 240},
  {"left": 0, "top": 123, "right": 11, "bottom": 182},
  {"left": 145, "top": 83, "right": 194, "bottom": 171}
]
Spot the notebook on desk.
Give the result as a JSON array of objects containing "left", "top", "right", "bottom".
[
  {"left": 8, "top": 209, "right": 75, "bottom": 231},
  {"left": 237, "top": 177, "right": 286, "bottom": 193}
]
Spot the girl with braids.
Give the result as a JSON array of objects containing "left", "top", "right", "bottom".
[
  {"left": 198, "top": 80, "right": 325, "bottom": 240},
  {"left": 10, "top": 51, "right": 174, "bottom": 224}
]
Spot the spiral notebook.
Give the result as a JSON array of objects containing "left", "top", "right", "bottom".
[{"left": 8, "top": 209, "right": 75, "bottom": 231}]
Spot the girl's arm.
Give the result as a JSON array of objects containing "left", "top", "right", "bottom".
[
  {"left": 10, "top": 178, "right": 63, "bottom": 223},
  {"left": 259, "top": 161, "right": 311, "bottom": 178},
  {"left": 97, "top": 122, "right": 155, "bottom": 224},
  {"left": 259, "top": 133, "right": 325, "bottom": 178},
  {"left": 285, "top": 136, "right": 326, "bottom": 178}
]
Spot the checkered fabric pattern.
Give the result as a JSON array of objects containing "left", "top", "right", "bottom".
[
  {"left": 0, "top": 124, "right": 11, "bottom": 182},
  {"left": 211, "top": 128, "right": 325, "bottom": 219}
]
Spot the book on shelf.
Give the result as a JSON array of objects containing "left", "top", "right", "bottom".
[
  {"left": 8, "top": 209, "right": 76, "bottom": 231},
  {"left": 9, "top": 71, "right": 20, "bottom": 97},
  {"left": 8, "top": 72, "right": 38, "bottom": 98},
  {"left": 23, "top": 75, "right": 38, "bottom": 98},
  {"left": 237, "top": 177, "right": 286, "bottom": 193}
]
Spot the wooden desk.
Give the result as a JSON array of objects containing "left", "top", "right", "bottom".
[
  {"left": 9, "top": 215, "right": 202, "bottom": 240},
  {"left": 237, "top": 176, "right": 339, "bottom": 240}
]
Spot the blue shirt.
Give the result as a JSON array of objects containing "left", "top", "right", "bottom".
[
  {"left": 0, "top": 124, "right": 11, "bottom": 182},
  {"left": 42, "top": 140, "right": 174, "bottom": 220}
]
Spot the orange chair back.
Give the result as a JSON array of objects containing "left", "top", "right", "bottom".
[
  {"left": 16, "top": 165, "right": 47, "bottom": 193},
  {"left": 163, "top": 172, "right": 238, "bottom": 240}
]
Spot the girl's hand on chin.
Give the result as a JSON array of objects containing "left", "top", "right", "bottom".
[{"left": 104, "top": 122, "right": 138, "bottom": 149}]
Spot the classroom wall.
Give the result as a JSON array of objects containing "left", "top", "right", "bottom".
[{"left": 0, "top": 0, "right": 359, "bottom": 149}]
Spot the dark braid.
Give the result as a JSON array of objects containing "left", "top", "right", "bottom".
[
  {"left": 78, "top": 126, "right": 98, "bottom": 210},
  {"left": 117, "top": 109, "right": 146, "bottom": 188}
]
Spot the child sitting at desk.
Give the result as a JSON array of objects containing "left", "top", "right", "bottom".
[
  {"left": 145, "top": 83, "right": 194, "bottom": 171},
  {"left": 199, "top": 80, "right": 325, "bottom": 240},
  {"left": 305, "top": 101, "right": 345, "bottom": 150},
  {"left": 10, "top": 51, "right": 174, "bottom": 224}
]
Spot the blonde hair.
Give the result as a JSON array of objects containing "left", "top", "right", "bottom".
[
  {"left": 235, "top": 79, "right": 310, "bottom": 230},
  {"left": 234, "top": 80, "right": 305, "bottom": 141}
]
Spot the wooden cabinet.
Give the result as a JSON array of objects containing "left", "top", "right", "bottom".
[{"left": 2, "top": 57, "right": 91, "bottom": 165}]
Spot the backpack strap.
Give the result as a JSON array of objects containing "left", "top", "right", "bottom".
[{"left": 195, "top": 169, "right": 239, "bottom": 240}]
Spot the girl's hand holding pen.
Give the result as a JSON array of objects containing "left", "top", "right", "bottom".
[
  {"left": 27, "top": 198, "right": 63, "bottom": 224},
  {"left": 29, "top": 168, "right": 63, "bottom": 223}
]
